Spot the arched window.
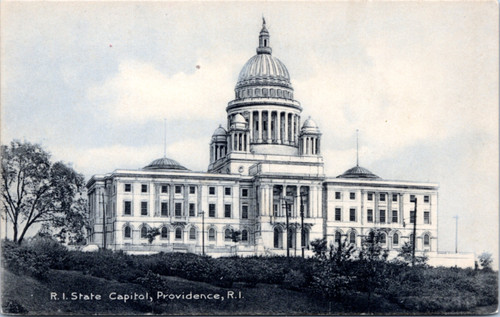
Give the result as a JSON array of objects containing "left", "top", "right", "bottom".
[
  {"left": 302, "top": 228, "right": 310, "bottom": 248},
  {"left": 380, "top": 232, "right": 387, "bottom": 244},
  {"left": 335, "top": 231, "right": 341, "bottom": 245},
  {"left": 349, "top": 231, "right": 356, "bottom": 245},
  {"left": 208, "top": 228, "right": 216, "bottom": 241},
  {"left": 256, "top": 88, "right": 261, "bottom": 97},
  {"left": 189, "top": 227, "right": 196, "bottom": 240},
  {"left": 263, "top": 88, "right": 268, "bottom": 97},
  {"left": 224, "top": 229, "right": 232, "bottom": 241},
  {"left": 161, "top": 227, "right": 168, "bottom": 239},
  {"left": 241, "top": 230, "right": 248, "bottom": 242},
  {"left": 175, "top": 227, "right": 182, "bottom": 240},
  {"left": 140, "top": 226, "right": 148, "bottom": 239},
  {"left": 423, "top": 234, "right": 430, "bottom": 246},
  {"left": 287, "top": 229, "right": 295, "bottom": 248},
  {"left": 274, "top": 227, "right": 282, "bottom": 248},
  {"left": 270, "top": 89, "right": 275, "bottom": 97},
  {"left": 393, "top": 233, "right": 399, "bottom": 246},
  {"left": 124, "top": 226, "right": 131, "bottom": 238}
]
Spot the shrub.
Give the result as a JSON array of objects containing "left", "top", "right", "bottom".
[
  {"left": 1, "top": 240, "right": 50, "bottom": 279},
  {"left": 283, "top": 269, "right": 306, "bottom": 291}
]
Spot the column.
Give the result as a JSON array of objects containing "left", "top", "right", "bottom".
[
  {"left": 284, "top": 112, "right": 289, "bottom": 144},
  {"left": 258, "top": 111, "right": 263, "bottom": 142},
  {"left": 266, "top": 111, "right": 271, "bottom": 143},
  {"left": 249, "top": 111, "right": 253, "bottom": 142},
  {"left": 277, "top": 112, "right": 281, "bottom": 143},
  {"left": 260, "top": 186, "right": 266, "bottom": 216},
  {"left": 184, "top": 184, "right": 188, "bottom": 218},
  {"left": 317, "top": 138, "right": 320, "bottom": 154},
  {"left": 169, "top": 183, "right": 174, "bottom": 220}
]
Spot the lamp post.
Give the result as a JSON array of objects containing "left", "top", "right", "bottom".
[
  {"left": 198, "top": 210, "right": 205, "bottom": 256},
  {"left": 411, "top": 197, "right": 418, "bottom": 266},
  {"left": 300, "top": 194, "right": 305, "bottom": 258}
]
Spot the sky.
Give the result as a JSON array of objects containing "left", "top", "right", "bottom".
[{"left": 1, "top": 1, "right": 498, "bottom": 264}]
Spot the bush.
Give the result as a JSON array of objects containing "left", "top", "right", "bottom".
[
  {"left": 283, "top": 269, "right": 306, "bottom": 291},
  {"left": 2, "top": 240, "right": 50, "bottom": 279}
]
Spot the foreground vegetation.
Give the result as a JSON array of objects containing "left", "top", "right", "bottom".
[{"left": 1, "top": 237, "right": 498, "bottom": 315}]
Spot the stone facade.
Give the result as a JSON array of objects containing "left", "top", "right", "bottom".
[{"left": 87, "top": 19, "right": 441, "bottom": 259}]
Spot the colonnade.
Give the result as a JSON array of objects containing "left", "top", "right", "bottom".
[
  {"left": 300, "top": 136, "right": 320, "bottom": 155},
  {"left": 228, "top": 110, "right": 300, "bottom": 145},
  {"left": 228, "top": 132, "right": 249, "bottom": 152},
  {"left": 257, "top": 184, "right": 323, "bottom": 219},
  {"left": 210, "top": 144, "right": 227, "bottom": 162}
]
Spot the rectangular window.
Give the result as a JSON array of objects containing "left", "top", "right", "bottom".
[
  {"left": 124, "top": 201, "right": 131, "bottom": 215},
  {"left": 161, "top": 185, "right": 168, "bottom": 193},
  {"left": 350, "top": 192, "right": 355, "bottom": 200},
  {"left": 224, "top": 204, "right": 231, "bottom": 218},
  {"left": 175, "top": 186, "right": 182, "bottom": 194},
  {"left": 410, "top": 210, "right": 415, "bottom": 224},
  {"left": 335, "top": 208, "right": 341, "bottom": 221},
  {"left": 124, "top": 184, "right": 131, "bottom": 192},
  {"left": 141, "top": 184, "right": 148, "bottom": 193},
  {"left": 349, "top": 208, "right": 356, "bottom": 222},
  {"left": 242, "top": 189, "right": 248, "bottom": 197},
  {"left": 225, "top": 187, "right": 231, "bottom": 195},
  {"left": 209, "top": 186, "right": 215, "bottom": 195},
  {"left": 209, "top": 204, "right": 216, "bottom": 217},
  {"left": 392, "top": 194, "right": 398, "bottom": 202},
  {"left": 380, "top": 193, "right": 386, "bottom": 201},
  {"left": 161, "top": 202, "right": 168, "bottom": 216},
  {"left": 189, "top": 203, "right": 195, "bottom": 216},
  {"left": 379, "top": 209, "right": 386, "bottom": 223},
  {"left": 424, "top": 211, "right": 430, "bottom": 224},
  {"left": 335, "top": 192, "right": 341, "bottom": 200},
  {"left": 242, "top": 205, "right": 248, "bottom": 219},
  {"left": 424, "top": 195, "right": 430, "bottom": 203},
  {"left": 367, "top": 209, "right": 373, "bottom": 222},
  {"left": 368, "top": 193, "right": 373, "bottom": 201},
  {"left": 189, "top": 186, "right": 196, "bottom": 194},
  {"left": 175, "top": 203, "right": 182, "bottom": 217},
  {"left": 410, "top": 194, "right": 416, "bottom": 202},
  {"left": 141, "top": 201, "right": 148, "bottom": 216},
  {"left": 392, "top": 210, "right": 398, "bottom": 223}
]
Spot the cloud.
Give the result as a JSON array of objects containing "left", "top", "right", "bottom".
[{"left": 87, "top": 50, "right": 246, "bottom": 124}]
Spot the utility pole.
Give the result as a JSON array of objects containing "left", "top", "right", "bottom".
[
  {"left": 101, "top": 192, "right": 106, "bottom": 250},
  {"left": 300, "top": 194, "right": 305, "bottom": 258},
  {"left": 199, "top": 210, "right": 205, "bottom": 256},
  {"left": 453, "top": 215, "right": 458, "bottom": 253},
  {"left": 285, "top": 200, "right": 290, "bottom": 258},
  {"left": 411, "top": 197, "right": 417, "bottom": 266}
]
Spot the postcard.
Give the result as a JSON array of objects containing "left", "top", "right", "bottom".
[{"left": 1, "top": 1, "right": 498, "bottom": 315}]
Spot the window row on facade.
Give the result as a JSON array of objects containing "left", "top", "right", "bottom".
[
  {"left": 334, "top": 191, "right": 431, "bottom": 203},
  {"left": 123, "top": 225, "right": 251, "bottom": 243},
  {"left": 333, "top": 207, "right": 431, "bottom": 224},
  {"left": 235, "top": 86, "right": 293, "bottom": 100},
  {"left": 333, "top": 229, "right": 432, "bottom": 248},
  {"left": 119, "top": 183, "right": 249, "bottom": 197},
  {"left": 122, "top": 201, "right": 250, "bottom": 219}
]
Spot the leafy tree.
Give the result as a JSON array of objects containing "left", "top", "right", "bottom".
[
  {"left": 397, "top": 241, "right": 428, "bottom": 266},
  {"left": 1, "top": 140, "right": 87, "bottom": 244},
  {"left": 478, "top": 252, "right": 493, "bottom": 271},
  {"left": 146, "top": 227, "right": 160, "bottom": 244}
]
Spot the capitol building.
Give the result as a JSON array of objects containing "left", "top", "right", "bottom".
[{"left": 87, "top": 20, "right": 444, "bottom": 260}]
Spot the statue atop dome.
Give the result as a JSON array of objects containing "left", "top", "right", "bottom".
[{"left": 257, "top": 17, "right": 272, "bottom": 55}]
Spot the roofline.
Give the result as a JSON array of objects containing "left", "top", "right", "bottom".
[
  {"left": 86, "top": 169, "right": 254, "bottom": 188},
  {"left": 324, "top": 177, "right": 439, "bottom": 190}
]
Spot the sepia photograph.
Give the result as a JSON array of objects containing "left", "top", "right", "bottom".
[{"left": 1, "top": 1, "right": 498, "bottom": 315}]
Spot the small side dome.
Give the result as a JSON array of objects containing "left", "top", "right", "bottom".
[
  {"left": 212, "top": 125, "right": 227, "bottom": 136},
  {"left": 301, "top": 117, "right": 320, "bottom": 134},
  {"left": 143, "top": 157, "right": 188, "bottom": 171},
  {"left": 233, "top": 114, "right": 247, "bottom": 124},
  {"left": 337, "top": 165, "right": 381, "bottom": 180}
]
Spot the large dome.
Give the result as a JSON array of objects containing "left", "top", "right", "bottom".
[
  {"left": 236, "top": 54, "right": 291, "bottom": 89},
  {"left": 143, "top": 157, "right": 188, "bottom": 171},
  {"left": 337, "top": 165, "right": 381, "bottom": 180}
]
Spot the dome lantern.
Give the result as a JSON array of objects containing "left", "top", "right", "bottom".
[{"left": 257, "top": 17, "right": 272, "bottom": 55}]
